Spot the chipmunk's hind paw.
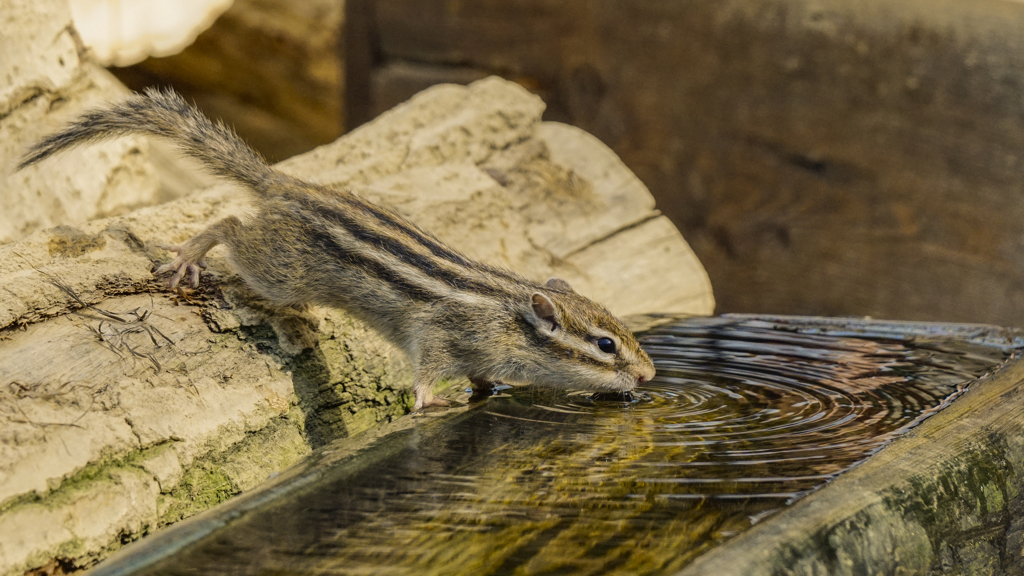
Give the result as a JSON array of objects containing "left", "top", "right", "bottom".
[
  {"left": 154, "top": 245, "right": 208, "bottom": 288},
  {"left": 412, "top": 395, "right": 452, "bottom": 413}
]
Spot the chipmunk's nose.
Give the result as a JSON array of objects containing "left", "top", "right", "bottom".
[{"left": 637, "top": 365, "right": 656, "bottom": 385}]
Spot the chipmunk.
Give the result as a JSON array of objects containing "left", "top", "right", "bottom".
[{"left": 19, "top": 89, "right": 656, "bottom": 410}]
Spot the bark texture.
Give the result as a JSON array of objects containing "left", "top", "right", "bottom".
[{"left": 0, "top": 77, "right": 713, "bottom": 575}]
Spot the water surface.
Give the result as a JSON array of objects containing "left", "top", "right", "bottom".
[{"left": 130, "top": 316, "right": 1015, "bottom": 576}]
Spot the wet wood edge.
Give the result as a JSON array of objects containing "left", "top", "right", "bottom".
[
  {"left": 677, "top": 320, "right": 1024, "bottom": 576},
  {"left": 81, "top": 400, "right": 483, "bottom": 576}
]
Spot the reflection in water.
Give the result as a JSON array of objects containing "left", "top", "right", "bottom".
[{"left": 138, "top": 317, "right": 1013, "bottom": 576}]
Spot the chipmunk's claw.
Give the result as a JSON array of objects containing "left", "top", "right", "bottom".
[
  {"left": 468, "top": 378, "right": 504, "bottom": 402},
  {"left": 155, "top": 245, "right": 207, "bottom": 289}
]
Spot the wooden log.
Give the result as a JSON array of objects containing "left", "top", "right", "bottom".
[
  {"left": 0, "top": 0, "right": 210, "bottom": 245},
  {"left": 0, "top": 77, "right": 713, "bottom": 575}
]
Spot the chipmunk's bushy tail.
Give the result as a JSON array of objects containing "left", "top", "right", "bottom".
[{"left": 18, "top": 88, "right": 277, "bottom": 194}]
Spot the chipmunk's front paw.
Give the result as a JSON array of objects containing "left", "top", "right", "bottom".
[
  {"left": 154, "top": 245, "right": 207, "bottom": 289},
  {"left": 468, "top": 378, "right": 508, "bottom": 402}
]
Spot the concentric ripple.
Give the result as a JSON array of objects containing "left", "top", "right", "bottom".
[
  {"left": 508, "top": 316, "right": 1011, "bottom": 501},
  {"left": 140, "top": 316, "right": 1016, "bottom": 576}
]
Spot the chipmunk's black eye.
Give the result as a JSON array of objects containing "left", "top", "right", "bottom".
[{"left": 597, "top": 338, "right": 616, "bottom": 354}]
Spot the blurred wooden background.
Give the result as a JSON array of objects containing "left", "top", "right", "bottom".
[{"left": 111, "top": 0, "right": 1024, "bottom": 327}]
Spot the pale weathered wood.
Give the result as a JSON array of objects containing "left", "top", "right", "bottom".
[
  {"left": 0, "top": 0, "right": 211, "bottom": 245},
  {"left": 0, "top": 76, "right": 713, "bottom": 575}
]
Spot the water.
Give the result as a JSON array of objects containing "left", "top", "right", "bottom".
[{"left": 122, "top": 316, "right": 1015, "bottom": 576}]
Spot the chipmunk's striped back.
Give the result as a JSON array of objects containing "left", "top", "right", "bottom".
[
  {"left": 19, "top": 88, "right": 656, "bottom": 410},
  {"left": 282, "top": 184, "right": 537, "bottom": 304}
]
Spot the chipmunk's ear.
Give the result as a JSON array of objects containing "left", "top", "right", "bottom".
[
  {"left": 527, "top": 292, "right": 559, "bottom": 333},
  {"left": 544, "top": 277, "right": 575, "bottom": 293}
]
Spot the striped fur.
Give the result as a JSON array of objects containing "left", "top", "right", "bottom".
[{"left": 20, "top": 89, "right": 656, "bottom": 409}]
